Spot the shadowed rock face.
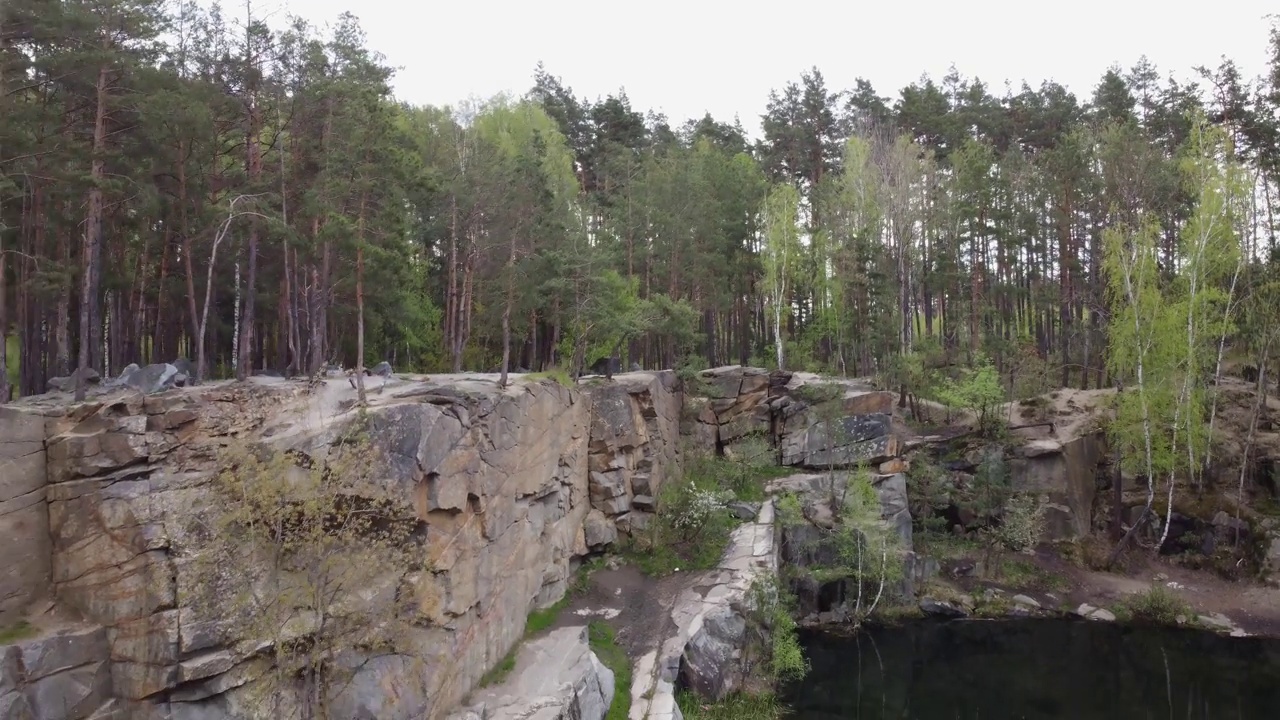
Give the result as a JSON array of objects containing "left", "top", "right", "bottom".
[
  {"left": 1008, "top": 433, "right": 1105, "bottom": 540},
  {"left": 0, "top": 371, "right": 682, "bottom": 720}
]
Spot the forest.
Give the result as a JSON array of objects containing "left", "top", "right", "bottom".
[{"left": 2, "top": 1, "right": 1280, "bottom": 407}]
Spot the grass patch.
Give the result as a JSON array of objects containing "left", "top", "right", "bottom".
[
  {"left": 677, "top": 691, "right": 790, "bottom": 720},
  {"left": 1113, "top": 586, "right": 1193, "bottom": 626},
  {"left": 476, "top": 650, "right": 518, "bottom": 688},
  {"left": 589, "top": 621, "right": 631, "bottom": 720},
  {"left": 792, "top": 381, "right": 845, "bottom": 405},
  {"left": 0, "top": 620, "right": 35, "bottom": 644},
  {"left": 915, "top": 529, "right": 982, "bottom": 560},
  {"left": 998, "top": 557, "right": 1070, "bottom": 592},
  {"left": 870, "top": 601, "right": 926, "bottom": 624},
  {"left": 527, "top": 366, "right": 574, "bottom": 387},
  {"left": 526, "top": 596, "right": 571, "bottom": 636}
]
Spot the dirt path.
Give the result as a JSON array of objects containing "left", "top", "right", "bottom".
[
  {"left": 547, "top": 561, "right": 689, "bottom": 660},
  {"left": 1061, "top": 555, "right": 1280, "bottom": 635}
]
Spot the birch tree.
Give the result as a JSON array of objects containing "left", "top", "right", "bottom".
[{"left": 761, "top": 182, "right": 800, "bottom": 369}]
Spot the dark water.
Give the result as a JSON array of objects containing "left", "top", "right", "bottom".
[{"left": 783, "top": 619, "right": 1280, "bottom": 720}]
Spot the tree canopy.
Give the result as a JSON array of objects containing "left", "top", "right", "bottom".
[{"left": 4, "top": 3, "right": 1280, "bottom": 406}]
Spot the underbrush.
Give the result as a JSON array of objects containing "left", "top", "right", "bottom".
[
  {"left": 629, "top": 438, "right": 786, "bottom": 576},
  {"left": 1113, "top": 586, "right": 1193, "bottom": 625},
  {"left": 677, "top": 691, "right": 791, "bottom": 720}
]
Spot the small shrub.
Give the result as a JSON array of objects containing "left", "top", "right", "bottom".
[
  {"left": 935, "top": 356, "right": 1006, "bottom": 435},
  {"left": 630, "top": 477, "right": 736, "bottom": 576},
  {"left": 989, "top": 493, "right": 1047, "bottom": 554},
  {"left": 527, "top": 366, "right": 574, "bottom": 386},
  {"left": 1116, "top": 586, "right": 1193, "bottom": 625},
  {"left": 793, "top": 381, "right": 844, "bottom": 405},
  {"left": 677, "top": 356, "right": 713, "bottom": 396},
  {"left": 744, "top": 576, "right": 808, "bottom": 684}
]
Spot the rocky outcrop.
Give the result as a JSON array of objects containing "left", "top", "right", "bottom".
[
  {"left": 0, "top": 625, "right": 113, "bottom": 720},
  {"left": 684, "top": 366, "right": 899, "bottom": 470},
  {"left": 1008, "top": 434, "right": 1105, "bottom": 540},
  {"left": 583, "top": 373, "right": 682, "bottom": 541},
  {"left": 630, "top": 501, "right": 778, "bottom": 719},
  {"left": 447, "top": 625, "right": 614, "bottom": 720},
  {"left": 1, "top": 370, "right": 682, "bottom": 719},
  {"left": 1, "top": 406, "right": 51, "bottom": 626},
  {"left": 767, "top": 472, "right": 915, "bottom": 617}
]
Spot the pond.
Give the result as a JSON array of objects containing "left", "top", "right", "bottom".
[{"left": 783, "top": 619, "right": 1280, "bottom": 719}]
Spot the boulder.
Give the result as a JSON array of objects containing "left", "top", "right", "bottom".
[
  {"left": 1008, "top": 433, "right": 1104, "bottom": 540},
  {"left": 583, "top": 510, "right": 617, "bottom": 549},
  {"left": 919, "top": 598, "right": 968, "bottom": 618},
  {"left": 680, "top": 604, "right": 747, "bottom": 700},
  {"left": 47, "top": 369, "right": 101, "bottom": 394},
  {"left": 448, "top": 625, "right": 614, "bottom": 720},
  {"left": 119, "top": 364, "right": 180, "bottom": 395}
]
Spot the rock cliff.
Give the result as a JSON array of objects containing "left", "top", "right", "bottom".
[{"left": 0, "top": 371, "right": 681, "bottom": 720}]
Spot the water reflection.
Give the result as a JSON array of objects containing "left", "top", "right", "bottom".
[{"left": 784, "top": 619, "right": 1280, "bottom": 719}]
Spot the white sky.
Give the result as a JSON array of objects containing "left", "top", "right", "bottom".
[{"left": 227, "top": 0, "right": 1274, "bottom": 139}]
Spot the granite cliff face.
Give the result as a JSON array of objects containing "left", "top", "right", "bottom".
[{"left": 0, "top": 371, "right": 682, "bottom": 720}]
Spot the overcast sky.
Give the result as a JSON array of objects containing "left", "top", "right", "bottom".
[{"left": 231, "top": 0, "right": 1274, "bottom": 138}]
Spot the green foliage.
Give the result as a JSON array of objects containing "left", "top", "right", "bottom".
[
  {"left": 761, "top": 183, "right": 802, "bottom": 370},
  {"left": 989, "top": 492, "right": 1047, "bottom": 553},
  {"left": 792, "top": 381, "right": 845, "bottom": 405},
  {"left": 935, "top": 356, "right": 1006, "bottom": 435},
  {"left": 629, "top": 474, "right": 737, "bottom": 577},
  {"left": 588, "top": 622, "right": 632, "bottom": 720},
  {"left": 0, "top": 620, "right": 35, "bottom": 644},
  {"left": 197, "top": 433, "right": 420, "bottom": 717},
  {"left": 1115, "top": 586, "right": 1193, "bottom": 625},
  {"left": 1103, "top": 117, "right": 1248, "bottom": 534},
  {"left": 632, "top": 442, "right": 787, "bottom": 575},
  {"left": 677, "top": 692, "right": 790, "bottom": 720},
  {"left": 677, "top": 357, "right": 714, "bottom": 396},
  {"left": 781, "top": 469, "right": 906, "bottom": 621},
  {"left": 744, "top": 575, "right": 808, "bottom": 684},
  {"left": 717, "top": 435, "right": 790, "bottom": 501},
  {"left": 527, "top": 366, "right": 574, "bottom": 386}
]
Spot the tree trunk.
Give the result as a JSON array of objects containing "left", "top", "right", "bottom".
[
  {"left": 355, "top": 193, "right": 368, "bottom": 404},
  {"left": 77, "top": 63, "right": 111, "bottom": 402}
]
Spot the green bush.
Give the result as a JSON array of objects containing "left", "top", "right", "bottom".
[
  {"left": 1116, "top": 586, "right": 1193, "bottom": 625},
  {"left": 744, "top": 576, "right": 808, "bottom": 684}
]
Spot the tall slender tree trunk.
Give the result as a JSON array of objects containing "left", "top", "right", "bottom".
[
  {"left": 76, "top": 63, "right": 111, "bottom": 402},
  {"left": 354, "top": 193, "right": 368, "bottom": 405},
  {"left": 238, "top": 55, "right": 261, "bottom": 380}
]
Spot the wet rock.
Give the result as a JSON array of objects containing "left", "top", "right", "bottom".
[
  {"left": 727, "top": 501, "right": 760, "bottom": 521},
  {"left": 1011, "top": 594, "right": 1040, "bottom": 609},
  {"left": 919, "top": 598, "right": 968, "bottom": 618},
  {"left": 1075, "top": 603, "right": 1116, "bottom": 622}
]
